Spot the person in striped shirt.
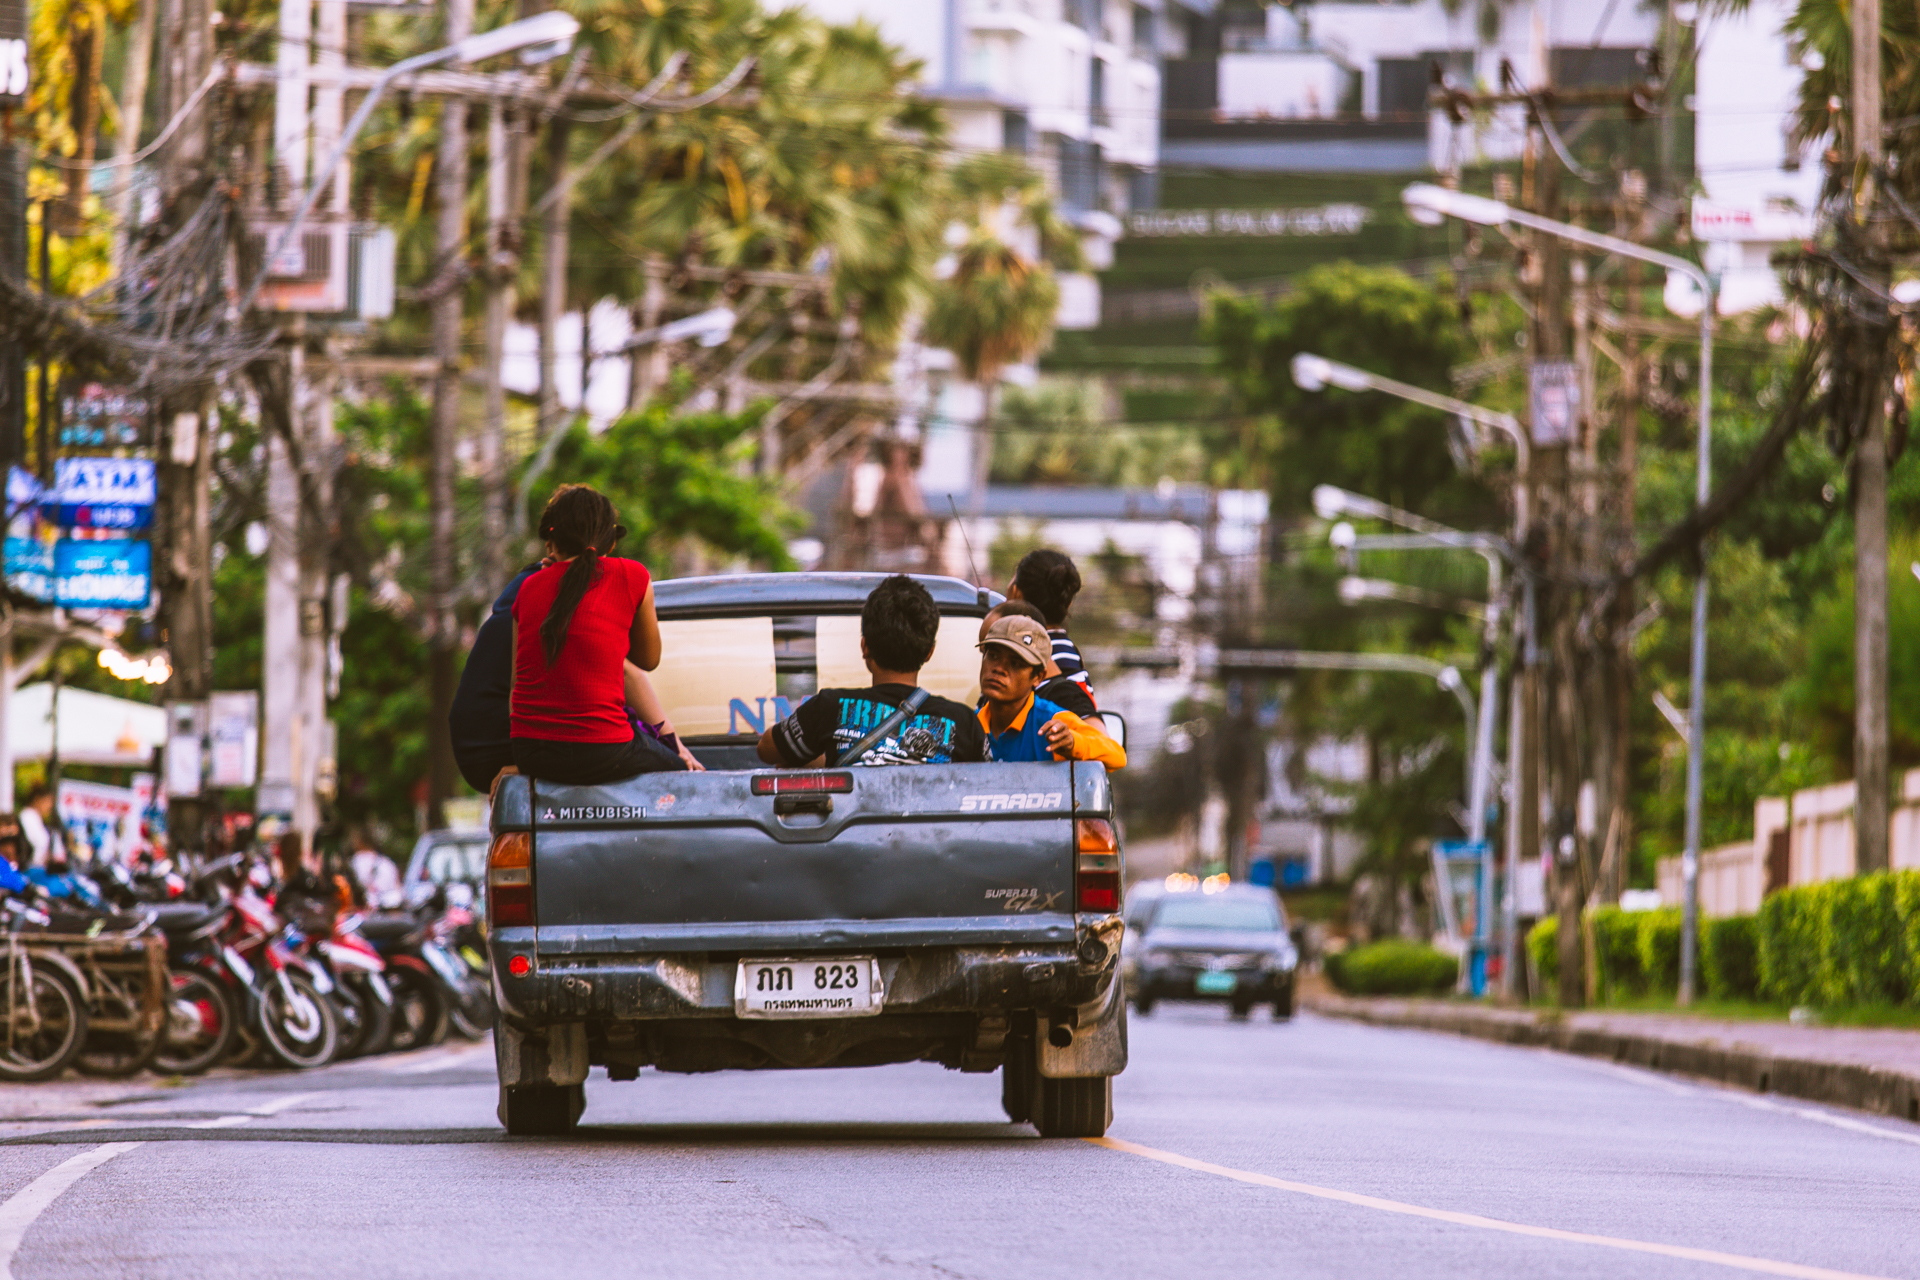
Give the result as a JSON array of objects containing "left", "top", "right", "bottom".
[{"left": 1007, "top": 548, "right": 1095, "bottom": 709}]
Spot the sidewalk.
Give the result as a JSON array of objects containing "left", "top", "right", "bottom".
[{"left": 1307, "top": 993, "right": 1920, "bottom": 1123}]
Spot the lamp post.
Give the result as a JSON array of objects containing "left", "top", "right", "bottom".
[
  {"left": 1403, "top": 181, "right": 1717, "bottom": 1004},
  {"left": 239, "top": 10, "right": 580, "bottom": 315},
  {"left": 1295, "top": 355, "right": 1529, "bottom": 535}
]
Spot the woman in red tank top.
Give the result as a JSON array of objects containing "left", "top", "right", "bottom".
[{"left": 509, "top": 485, "right": 686, "bottom": 784}]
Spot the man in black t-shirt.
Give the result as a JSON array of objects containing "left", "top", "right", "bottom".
[{"left": 757, "top": 575, "right": 987, "bottom": 767}]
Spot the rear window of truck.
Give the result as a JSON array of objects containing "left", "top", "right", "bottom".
[{"left": 653, "top": 613, "right": 985, "bottom": 741}]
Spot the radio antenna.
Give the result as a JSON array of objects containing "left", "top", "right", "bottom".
[{"left": 948, "top": 495, "right": 984, "bottom": 588}]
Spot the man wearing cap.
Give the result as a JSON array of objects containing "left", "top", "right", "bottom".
[{"left": 975, "top": 615, "right": 1127, "bottom": 769}]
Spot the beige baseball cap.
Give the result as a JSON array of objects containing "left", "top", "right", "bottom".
[{"left": 978, "top": 615, "right": 1060, "bottom": 677}]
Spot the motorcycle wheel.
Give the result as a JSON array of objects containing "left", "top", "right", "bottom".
[
  {"left": 338, "top": 976, "right": 394, "bottom": 1059},
  {"left": 257, "top": 971, "right": 341, "bottom": 1069},
  {"left": 150, "top": 971, "right": 236, "bottom": 1076},
  {"left": 446, "top": 982, "right": 493, "bottom": 1042},
  {"left": 385, "top": 967, "right": 449, "bottom": 1053},
  {"left": 0, "top": 964, "right": 89, "bottom": 1083}
]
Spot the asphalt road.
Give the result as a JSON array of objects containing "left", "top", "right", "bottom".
[{"left": 5, "top": 1004, "right": 1920, "bottom": 1280}]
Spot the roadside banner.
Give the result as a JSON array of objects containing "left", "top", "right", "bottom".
[{"left": 57, "top": 778, "right": 143, "bottom": 863}]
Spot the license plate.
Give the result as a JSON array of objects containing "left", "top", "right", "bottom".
[
  {"left": 735, "top": 957, "right": 884, "bottom": 1019},
  {"left": 1195, "top": 970, "right": 1238, "bottom": 995}
]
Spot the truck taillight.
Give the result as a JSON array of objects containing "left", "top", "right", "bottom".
[
  {"left": 488, "top": 832, "right": 533, "bottom": 929},
  {"left": 1075, "top": 819, "right": 1120, "bottom": 913}
]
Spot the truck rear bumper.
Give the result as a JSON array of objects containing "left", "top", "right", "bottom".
[{"left": 490, "top": 940, "right": 1114, "bottom": 1026}]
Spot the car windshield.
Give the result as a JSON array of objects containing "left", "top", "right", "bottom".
[
  {"left": 422, "top": 841, "right": 488, "bottom": 885},
  {"left": 1152, "top": 897, "right": 1281, "bottom": 933}
]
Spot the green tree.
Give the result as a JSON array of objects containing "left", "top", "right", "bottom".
[{"left": 1202, "top": 261, "right": 1499, "bottom": 528}]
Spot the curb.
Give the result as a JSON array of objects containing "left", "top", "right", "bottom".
[{"left": 1306, "top": 996, "right": 1920, "bottom": 1125}]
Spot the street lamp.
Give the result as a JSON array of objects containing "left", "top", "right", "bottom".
[
  {"left": 241, "top": 10, "right": 581, "bottom": 314},
  {"left": 1294, "top": 354, "right": 1530, "bottom": 534},
  {"left": 1312, "top": 483, "right": 1455, "bottom": 536},
  {"left": 1405, "top": 180, "right": 1717, "bottom": 1005}
]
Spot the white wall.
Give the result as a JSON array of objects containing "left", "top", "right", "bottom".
[{"left": 1219, "top": 51, "right": 1347, "bottom": 119}]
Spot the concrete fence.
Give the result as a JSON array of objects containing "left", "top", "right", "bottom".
[{"left": 1656, "top": 771, "right": 1920, "bottom": 916}]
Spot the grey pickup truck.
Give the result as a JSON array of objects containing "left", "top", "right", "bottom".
[{"left": 484, "top": 572, "right": 1127, "bottom": 1137}]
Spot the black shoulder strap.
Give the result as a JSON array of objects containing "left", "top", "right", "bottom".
[{"left": 835, "top": 688, "right": 931, "bottom": 766}]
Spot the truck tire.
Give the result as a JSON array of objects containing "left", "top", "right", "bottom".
[
  {"left": 1000, "top": 1030, "right": 1034, "bottom": 1124},
  {"left": 1273, "top": 979, "right": 1295, "bottom": 1021},
  {"left": 499, "top": 1083, "right": 585, "bottom": 1136},
  {"left": 1032, "top": 1075, "right": 1111, "bottom": 1139}
]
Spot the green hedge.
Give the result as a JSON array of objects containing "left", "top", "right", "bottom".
[
  {"left": 1523, "top": 870, "right": 1920, "bottom": 1009},
  {"left": 1756, "top": 870, "right": 1920, "bottom": 1007},
  {"left": 1702, "top": 915, "right": 1760, "bottom": 1000},
  {"left": 1527, "top": 908, "right": 1687, "bottom": 1000},
  {"left": 1526, "top": 914, "right": 1558, "bottom": 992},
  {"left": 1326, "top": 939, "right": 1458, "bottom": 995}
]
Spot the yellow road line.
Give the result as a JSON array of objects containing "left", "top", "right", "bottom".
[{"left": 1087, "top": 1137, "right": 1899, "bottom": 1280}]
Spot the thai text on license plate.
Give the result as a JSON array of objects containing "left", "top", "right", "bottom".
[
  {"left": 735, "top": 957, "right": 884, "bottom": 1019},
  {"left": 1195, "top": 970, "right": 1238, "bottom": 995}
]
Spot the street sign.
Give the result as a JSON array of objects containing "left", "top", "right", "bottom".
[
  {"left": 3, "top": 533, "right": 48, "bottom": 599},
  {"left": 59, "top": 384, "right": 152, "bottom": 450},
  {"left": 1528, "top": 361, "right": 1581, "bottom": 448},
  {"left": 52, "top": 538, "right": 151, "bottom": 610},
  {"left": 0, "top": 0, "right": 27, "bottom": 106},
  {"left": 44, "top": 456, "right": 156, "bottom": 530}
]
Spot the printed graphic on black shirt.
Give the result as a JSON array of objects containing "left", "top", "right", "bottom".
[{"left": 772, "top": 686, "right": 986, "bottom": 766}]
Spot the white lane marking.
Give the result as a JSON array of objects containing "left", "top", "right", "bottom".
[
  {"left": 388, "top": 1044, "right": 489, "bottom": 1074},
  {"left": 249, "top": 1091, "right": 322, "bottom": 1116},
  {"left": 0, "top": 1143, "right": 142, "bottom": 1280},
  {"left": 1090, "top": 1137, "right": 1898, "bottom": 1280},
  {"left": 1716, "top": 1092, "right": 1920, "bottom": 1149},
  {"left": 1567, "top": 1056, "right": 1920, "bottom": 1148},
  {"left": 192, "top": 1115, "right": 254, "bottom": 1130}
]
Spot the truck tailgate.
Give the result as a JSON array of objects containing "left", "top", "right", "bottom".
[{"left": 492, "top": 762, "right": 1107, "bottom": 955}]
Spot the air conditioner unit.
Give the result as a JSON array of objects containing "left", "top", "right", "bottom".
[
  {"left": 246, "top": 221, "right": 397, "bottom": 319},
  {"left": 247, "top": 219, "right": 349, "bottom": 313}
]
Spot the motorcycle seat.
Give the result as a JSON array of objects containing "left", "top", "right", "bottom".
[
  {"left": 146, "top": 901, "right": 226, "bottom": 941},
  {"left": 357, "top": 913, "right": 419, "bottom": 944}
]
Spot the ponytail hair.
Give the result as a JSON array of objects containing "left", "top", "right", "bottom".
[
  {"left": 535, "top": 484, "right": 626, "bottom": 667},
  {"left": 1012, "top": 548, "right": 1081, "bottom": 627}
]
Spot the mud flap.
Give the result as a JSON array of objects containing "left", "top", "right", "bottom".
[
  {"left": 1036, "top": 976, "right": 1127, "bottom": 1078},
  {"left": 494, "top": 1019, "right": 589, "bottom": 1088}
]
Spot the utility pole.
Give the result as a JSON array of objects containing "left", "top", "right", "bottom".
[
  {"left": 426, "top": 0, "right": 475, "bottom": 831},
  {"left": 536, "top": 114, "right": 571, "bottom": 441},
  {"left": 1851, "top": 0, "right": 1890, "bottom": 874},
  {"left": 108, "top": 0, "right": 157, "bottom": 274},
  {"left": 154, "top": 0, "right": 216, "bottom": 854},
  {"left": 479, "top": 96, "right": 516, "bottom": 590}
]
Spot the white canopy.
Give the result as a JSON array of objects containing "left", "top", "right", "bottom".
[{"left": 8, "top": 683, "right": 167, "bottom": 766}]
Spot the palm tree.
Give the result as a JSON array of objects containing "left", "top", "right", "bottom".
[{"left": 923, "top": 152, "right": 1086, "bottom": 514}]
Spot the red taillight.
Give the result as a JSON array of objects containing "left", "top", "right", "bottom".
[
  {"left": 488, "top": 833, "right": 533, "bottom": 929},
  {"left": 1076, "top": 819, "right": 1121, "bottom": 913},
  {"left": 751, "top": 772, "right": 853, "bottom": 795},
  {"left": 507, "top": 954, "right": 531, "bottom": 977}
]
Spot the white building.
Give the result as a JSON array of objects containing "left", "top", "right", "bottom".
[
  {"left": 800, "top": 0, "right": 1162, "bottom": 307},
  {"left": 1690, "top": 0, "right": 1822, "bottom": 314}
]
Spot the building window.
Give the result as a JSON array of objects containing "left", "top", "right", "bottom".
[
  {"left": 1090, "top": 57, "right": 1107, "bottom": 126},
  {"left": 1059, "top": 136, "right": 1102, "bottom": 214},
  {"left": 1132, "top": 5, "right": 1156, "bottom": 58},
  {"left": 1003, "top": 110, "right": 1030, "bottom": 155},
  {"left": 1067, "top": 0, "right": 1100, "bottom": 33}
]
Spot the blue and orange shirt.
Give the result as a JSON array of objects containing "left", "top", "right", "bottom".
[{"left": 976, "top": 693, "right": 1127, "bottom": 769}]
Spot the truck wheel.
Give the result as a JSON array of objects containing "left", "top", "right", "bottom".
[
  {"left": 1133, "top": 997, "right": 1154, "bottom": 1016},
  {"left": 499, "top": 1083, "right": 585, "bottom": 1136},
  {"left": 1000, "top": 1034, "right": 1034, "bottom": 1125},
  {"left": 1032, "top": 1075, "right": 1112, "bottom": 1139},
  {"left": 1273, "top": 980, "right": 1295, "bottom": 1021}
]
